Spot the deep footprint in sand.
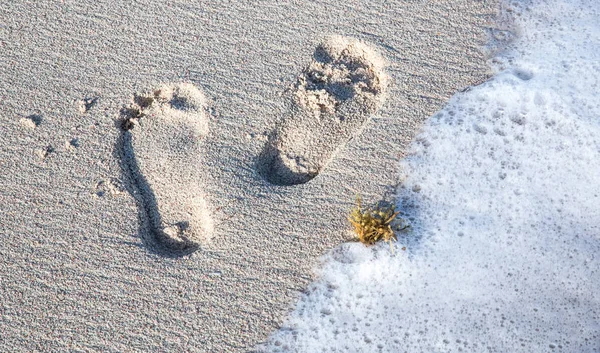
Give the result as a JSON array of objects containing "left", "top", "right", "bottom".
[
  {"left": 121, "top": 83, "right": 212, "bottom": 255},
  {"left": 258, "top": 36, "right": 388, "bottom": 186}
]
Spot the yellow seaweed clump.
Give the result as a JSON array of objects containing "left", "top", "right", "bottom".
[{"left": 349, "top": 197, "right": 405, "bottom": 248}]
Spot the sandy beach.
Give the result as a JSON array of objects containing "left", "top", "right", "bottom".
[{"left": 1, "top": 1, "right": 503, "bottom": 351}]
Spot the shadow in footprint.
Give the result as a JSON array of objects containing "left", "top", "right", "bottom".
[{"left": 257, "top": 139, "right": 319, "bottom": 186}]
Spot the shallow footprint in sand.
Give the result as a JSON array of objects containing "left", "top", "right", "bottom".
[
  {"left": 121, "top": 83, "right": 212, "bottom": 255},
  {"left": 258, "top": 36, "right": 388, "bottom": 186}
]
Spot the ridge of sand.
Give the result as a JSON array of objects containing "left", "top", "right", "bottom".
[{"left": 0, "top": 1, "right": 499, "bottom": 351}]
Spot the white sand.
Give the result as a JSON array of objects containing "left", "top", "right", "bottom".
[{"left": 0, "top": 1, "right": 498, "bottom": 351}]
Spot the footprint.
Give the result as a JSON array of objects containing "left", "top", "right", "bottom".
[
  {"left": 120, "top": 83, "right": 213, "bottom": 255},
  {"left": 258, "top": 36, "right": 388, "bottom": 186}
]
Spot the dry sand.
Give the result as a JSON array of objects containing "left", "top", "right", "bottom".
[{"left": 0, "top": 1, "right": 502, "bottom": 351}]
